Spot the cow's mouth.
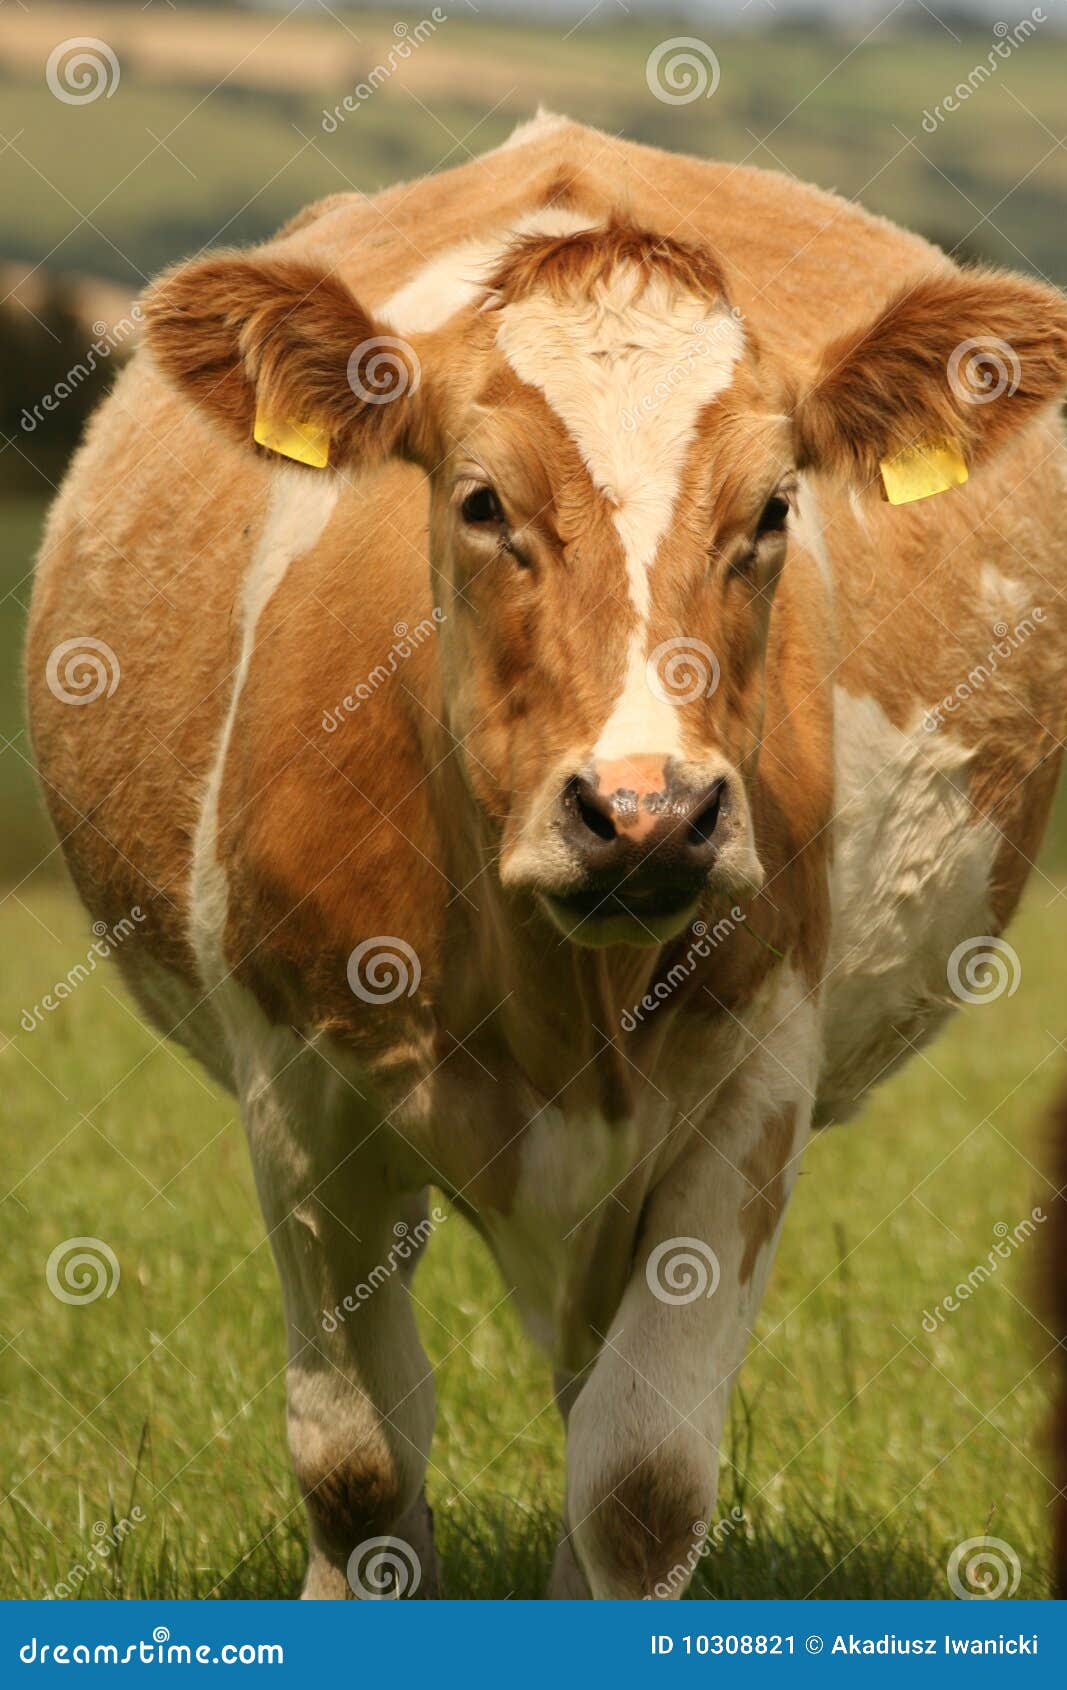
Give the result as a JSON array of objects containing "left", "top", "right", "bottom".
[{"left": 540, "top": 882, "right": 702, "bottom": 948}]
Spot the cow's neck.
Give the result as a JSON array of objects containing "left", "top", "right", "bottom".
[{"left": 436, "top": 815, "right": 675, "bottom": 1119}]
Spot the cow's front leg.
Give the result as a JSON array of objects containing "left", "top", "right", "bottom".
[
  {"left": 554, "top": 1073, "right": 812, "bottom": 1599},
  {"left": 242, "top": 1076, "right": 438, "bottom": 1600}
]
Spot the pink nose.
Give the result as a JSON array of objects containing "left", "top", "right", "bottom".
[
  {"left": 591, "top": 756, "right": 669, "bottom": 843},
  {"left": 560, "top": 757, "right": 727, "bottom": 871}
]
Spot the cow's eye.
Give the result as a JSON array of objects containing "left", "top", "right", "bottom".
[
  {"left": 460, "top": 486, "right": 504, "bottom": 526},
  {"left": 756, "top": 493, "right": 790, "bottom": 539}
]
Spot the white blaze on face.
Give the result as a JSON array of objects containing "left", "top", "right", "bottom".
[{"left": 494, "top": 265, "right": 744, "bottom": 764}]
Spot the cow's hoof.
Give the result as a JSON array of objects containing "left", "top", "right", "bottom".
[{"left": 300, "top": 1493, "right": 440, "bottom": 1599}]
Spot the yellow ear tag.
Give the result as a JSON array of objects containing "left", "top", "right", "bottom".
[
  {"left": 880, "top": 438, "right": 968, "bottom": 506},
  {"left": 253, "top": 405, "right": 330, "bottom": 469}
]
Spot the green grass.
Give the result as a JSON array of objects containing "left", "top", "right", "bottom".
[
  {"left": 1, "top": 878, "right": 1063, "bottom": 1599},
  {"left": 0, "top": 499, "right": 54, "bottom": 884}
]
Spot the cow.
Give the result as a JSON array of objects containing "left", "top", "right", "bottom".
[{"left": 26, "top": 111, "right": 1067, "bottom": 1599}]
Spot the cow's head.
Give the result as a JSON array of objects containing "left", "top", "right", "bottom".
[{"left": 146, "top": 217, "right": 1067, "bottom": 947}]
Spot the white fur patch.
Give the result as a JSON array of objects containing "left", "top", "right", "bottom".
[
  {"left": 495, "top": 268, "right": 744, "bottom": 762},
  {"left": 190, "top": 470, "right": 338, "bottom": 989},
  {"left": 483, "top": 1107, "right": 637, "bottom": 1360},
  {"left": 819, "top": 687, "right": 999, "bottom": 1119},
  {"left": 978, "top": 562, "right": 1030, "bottom": 621},
  {"left": 792, "top": 474, "right": 833, "bottom": 601}
]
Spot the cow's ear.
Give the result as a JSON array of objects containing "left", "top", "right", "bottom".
[
  {"left": 795, "top": 265, "right": 1067, "bottom": 490},
  {"left": 143, "top": 251, "right": 430, "bottom": 469}
]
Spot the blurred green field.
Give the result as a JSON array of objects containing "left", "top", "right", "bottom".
[{"left": 2, "top": 7, "right": 1067, "bottom": 286}]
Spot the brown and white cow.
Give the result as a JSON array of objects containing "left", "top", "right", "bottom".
[{"left": 26, "top": 112, "right": 1067, "bottom": 1599}]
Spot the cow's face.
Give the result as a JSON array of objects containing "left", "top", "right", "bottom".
[
  {"left": 426, "top": 233, "right": 782, "bottom": 945},
  {"left": 146, "top": 217, "right": 1067, "bottom": 948}
]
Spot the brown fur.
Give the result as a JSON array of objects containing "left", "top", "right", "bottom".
[
  {"left": 796, "top": 267, "right": 1067, "bottom": 488},
  {"left": 294, "top": 1436, "right": 406, "bottom": 1557},
  {"left": 485, "top": 218, "right": 728, "bottom": 309},
  {"left": 144, "top": 253, "right": 425, "bottom": 466},
  {"left": 27, "top": 122, "right": 1067, "bottom": 1094},
  {"left": 579, "top": 1451, "right": 711, "bottom": 1599}
]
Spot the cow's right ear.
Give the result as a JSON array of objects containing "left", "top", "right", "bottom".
[{"left": 143, "top": 251, "right": 430, "bottom": 469}]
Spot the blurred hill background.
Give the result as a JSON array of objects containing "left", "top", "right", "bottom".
[{"left": 2, "top": 0, "right": 1066, "bottom": 877}]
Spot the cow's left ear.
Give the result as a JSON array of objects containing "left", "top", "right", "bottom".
[
  {"left": 143, "top": 250, "right": 433, "bottom": 469},
  {"left": 794, "top": 265, "right": 1067, "bottom": 490}
]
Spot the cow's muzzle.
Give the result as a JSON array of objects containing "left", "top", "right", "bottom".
[{"left": 541, "top": 754, "right": 761, "bottom": 947}]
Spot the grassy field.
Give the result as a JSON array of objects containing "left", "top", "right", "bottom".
[{"left": 2, "top": 880, "right": 1064, "bottom": 1600}]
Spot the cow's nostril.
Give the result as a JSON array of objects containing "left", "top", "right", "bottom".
[
  {"left": 687, "top": 780, "right": 725, "bottom": 849},
  {"left": 566, "top": 776, "right": 617, "bottom": 843}
]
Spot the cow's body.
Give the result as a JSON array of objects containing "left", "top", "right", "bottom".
[{"left": 26, "top": 114, "right": 1067, "bottom": 1598}]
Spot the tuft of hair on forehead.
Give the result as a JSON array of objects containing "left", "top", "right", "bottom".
[{"left": 484, "top": 218, "right": 729, "bottom": 312}]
